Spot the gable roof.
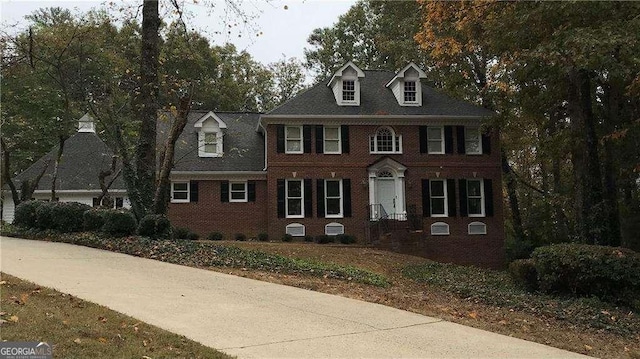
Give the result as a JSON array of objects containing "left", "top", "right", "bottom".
[
  {"left": 11, "top": 131, "right": 126, "bottom": 192},
  {"left": 267, "top": 70, "right": 494, "bottom": 118},
  {"left": 160, "top": 111, "right": 264, "bottom": 172}
]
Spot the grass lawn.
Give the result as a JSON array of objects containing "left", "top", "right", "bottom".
[{"left": 0, "top": 274, "right": 232, "bottom": 359}]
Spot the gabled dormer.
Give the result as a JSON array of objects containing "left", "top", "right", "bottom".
[
  {"left": 327, "top": 61, "right": 365, "bottom": 106},
  {"left": 194, "top": 111, "right": 227, "bottom": 157},
  {"left": 77, "top": 113, "right": 96, "bottom": 133},
  {"left": 386, "top": 62, "right": 427, "bottom": 107}
]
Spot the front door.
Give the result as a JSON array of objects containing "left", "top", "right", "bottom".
[{"left": 376, "top": 179, "right": 396, "bottom": 216}]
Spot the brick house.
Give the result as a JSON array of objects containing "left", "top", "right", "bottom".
[{"left": 168, "top": 62, "right": 505, "bottom": 267}]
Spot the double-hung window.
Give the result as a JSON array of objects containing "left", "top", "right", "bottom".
[
  {"left": 230, "top": 182, "right": 247, "bottom": 202},
  {"left": 342, "top": 80, "right": 355, "bottom": 101},
  {"left": 203, "top": 132, "right": 217, "bottom": 154},
  {"left": 467, "top": 179, "right": 485, "bottom": 216},
  {"left": 285, "top": 126, "right": 303, "bottom": 153},
  {"left": 323, "top": 126, "right": 341, "bottom": 154},
  {"left": 427, "top": 126, "right": 444, "bottom": 154},
  {"left": 404, "top": 81, "right": 417, "bottom": 103},
  {"left": 286, "top": 179, "right": 304, "bottom": 218},
  {"left": 325, "top": 179, "right": 343, "bottom": 218},
  {"left": 465, "top": 127, "right": 482, "bottom": 155},
  {"left": 171, "top": 182, "right": 189, "bottom": 203},
  {"left": 430, "top": 179, "right": 447, "bottom": 217}
]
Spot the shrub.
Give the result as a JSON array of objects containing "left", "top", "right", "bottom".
[
  {"left": 34, "top": 201, "right": 57, "bottom": 230},
  {"left": 51, "top": 202, "right": 91, "bottom": 232},
  {"left": 337, "top": 234, "right": 356, "bottom": 244},
  {"left": 173, "top": 227, "right": 190, "bottom": 240},
  {"left": 138, "top": 214, "right": 172, "bottom": 239},
  {"left": 281, "top": 234, "right": 293, "bottom": 242},
  {"left": 316, "top": 235, "right": 334, "bottom": 244},
  {"left": 83, "top": 208, "right": 108, "bottom": 231},
  {"left": 187, "top": 231, "right": 200, "bottom": 240},
  {"left": 234, "top": 233, "right": 247, "bottom": 241},
  {"left": 207, "top": 232, "right": 224, "bottom": 241},
  {"left": 257, "top": 232, "right": 269, "bottom": 242},
  {"left": 508, "top": 259, "right": 538, "bottom": 291},
  {"left": 304, "top": 235, "right": 314, "bottom": 242},
  {"left": 101, "top": 210, "right": 137, "bottom": 237},
  {"left": 532, "top": 244, "right": 640, "bottom": 307},
  {"left": 14, "top": 200, "right": 44, "bottom": 228}
]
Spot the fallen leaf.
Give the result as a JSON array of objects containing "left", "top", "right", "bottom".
[
  {"left": 98, "top": 316, "right": 107, "bottom": 323},
  {"left": 9, "top": 316, "right": 19, "bottom": 323},
  {"left": 0, "top": 311, "right": 6, "bottom": 316},
  {"left": 498, "top": 320, "right": 508, "bottom": 325},
  {"left": 142, "top": 339, "right": 148, "bottom": 347},
  {"left": 20, "top": 293, "right": 29, "bottom": 304},
  {"left": 468, "top": 311, "right": 478, "bottom": 319},
  {"left": 98, "top": 337, "right": 108, "bottom": 344},
  {"left": 585, "top": 345, "right": 593, "bottom": 351},
  {"left": 73, "top": 338, "right": 82, "bottom": 344},
  {"left": 62, "top": 320, "right": 69, "bottom": 325},
  {"left": 0, "top": 319, "right": 7, "bottom": 325},
  {"left": 0, "top": 281, "right": 6, "bottom": 285}
]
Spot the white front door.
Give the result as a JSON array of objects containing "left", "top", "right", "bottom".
[{"left": 376, "top": 179, "right": 396, "bottom": 216}]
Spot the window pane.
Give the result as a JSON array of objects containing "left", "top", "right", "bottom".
[
  {"left": 376, "top": 128, "right": 394, "bottom": 152},
  {"left": 286, "top": 140, "right": 301, "bottom": 152},
  {"left": 231, "top": 192, "right": 245, "bottom": 200},
  {"left": 466, "top": 140, "right": 480, "bottom": 154},
  {"left": 326, "top": 180, "right": 340, "bottom": 197},
  {"left": 205, "top": 132, "right": 216, "bottom": 142},
  {"left": 431, "top": 198, "right": 445, "bottom": 215},
  {"left": 115, "top": 198, "right": 124, "bottom": 208},
  {"left": 287, "top": 199, "right": 302, "bottom": 215},
  {"left": 465, "top": 128, "right": 479, "bottom": 140},
  {"left": 326, "top": 198, "right": 341, "bottom": 215},
  {"left": 428, "top": 141, "right": 442, "bottom": 153},
  {"left": 288, "top": 181, "right": 301, "bottom": 197},
  {"left": 231, "top": 183, "right": 245, "bottom": 191},
  {"left": 174, "top": 183, "right": 187, "bottom": 191},
  {"left": 324, "top": 140, "right": 339, "bottom": 153},
  {"left": 468, "top": 198, "right": 482, "bottom": 215},
  {"left": 173, "top": 192, "right": 188, "bottom": 200},
  {"left": 468, "top": 181, "right": 482, "bottom": 196},
  {"left": 325, "top": 127, "right": 339, "bottom": 140},
  {"left": 287, "top": 126, "right": 300, "bottom": 138},
  {"left": 430, "top": 181, "right": 444, "bottom": 196},
  {"left": 204, "top": 144, "right": 216, "bottom": 153},
  {"left": 427, "top": 127, "right": 442, "bottom": 140}
]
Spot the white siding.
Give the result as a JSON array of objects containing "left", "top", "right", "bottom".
[{"left": 2, "top": 196, "right": 15, "bottom": 223}]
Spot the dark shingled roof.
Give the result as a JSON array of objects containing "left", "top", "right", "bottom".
[
  {"left": 164, "top": 111, "right": 265, "bottom": 172},
  {"left": 12, "top": 131, "right": 126, "bottom": 191},
  {"left": 268, "top": 70, "right": 494, "bottom": 117}
]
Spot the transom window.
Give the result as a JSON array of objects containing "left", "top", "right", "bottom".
[
  {"left": 171, "top": 182, "right": 189, "bottom": 203},
  {"left": 467, "top": 179, "right": 485, "bottom": 217},
  {"left": 465, "top": 127, "right": 482, "bottom": 154},
  {"left": 342, "top": 80, "right": 355, "bottom": 101},
  {"left": 370, "top": 127, "right": 402, "bottom": 153},
  {"left": 285, "top": 126, "right": 303, "bottom": 154},
  {"left": 230, "top": 181, "right": 247, "bottom": 202},
  {"left": 404, "top": 81, "right": 417, "bottom": 102},
  {"left": 324, "top": 126, "right": 341, "bottom": 154},
  {"left": 325, "top": 179, "right": 343, "bottom": 218},
  {"left": 427, "top": 126, "right": 444, "bottom": 154},
  {"left": 286, "top": 179, "right": 303, "bottom": 218},
  {"left": 430, "top": 179, "right": 448, "bottom": 217}
]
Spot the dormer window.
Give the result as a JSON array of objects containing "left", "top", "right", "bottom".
[
  {"left": 327, "top": 61, "right": 365, "bottom": 106},
  {"left": 386, "top": 62, "right": 427, "bottom": 107},
  {"left": 194, "top": 111, "right": 227, "bottom": 158}
]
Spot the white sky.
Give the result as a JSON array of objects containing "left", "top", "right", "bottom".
[{"left": 0, "top": 0, "right": 356, "bottom": 66}]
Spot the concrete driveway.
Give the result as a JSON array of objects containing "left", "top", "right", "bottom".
[{"left": 1, "top": 237, "right": 589, "bottom": 358}]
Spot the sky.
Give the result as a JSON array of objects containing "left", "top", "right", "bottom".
[{"left": 0, "top": 0, "right": 357, "bottom": 66}]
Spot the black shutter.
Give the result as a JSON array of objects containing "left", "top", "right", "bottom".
[
  {"left": 484, "top": 179, "right": 494, "bottom": 216},
  {"left": 422, "top": 179, "right": 430, "bottom": 217},
  {"left": 447, "top": 179, "right": 457, "bottom": 217},
  {"left": 343, "top": 178, "right": 352, "bottom": 217},
  {"left": 190, "top": 181, "right": 199, "bottom": 203},
  {"left": 419, "top": 126, "right": 427, "bottom": 153},
  {"left": 315, "top": 125, "right": 324, "bottom": 153},
  {"left": 277, "top": 179, "right": 285, "bottom": 218},
  {"left": 304, "top": 179, "right": 313, "bottom": 218},
  {"left": 482, "top": 132, "right": 491, "bottom": 155},
  {"left": 341, "top": 125, "right": 350, "bottom": 154},
  {"left": 303, "top": 125, "right": 312, "bottom": 153},
  {"left": 459, "top": 179, "right": 468, "bottom": 217},
  {"left": 221, "top": 181, "right": 229, "bottom": 202},
  {"left": 456, "top": 126, "right": 466, "bottom": 154},
  {"left": 248, "top": 181, "right": 256, "bottom": 202},
  {"left": 445, "top": 126, "right": 454, "bottom": 154},
  {"left": 276, "top": 125, "right": 285, "bottom": 153},
  {"left": 317, "top": 179, "right": 325, "bottom": 218}
]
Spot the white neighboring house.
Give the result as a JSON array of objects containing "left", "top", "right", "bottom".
[{"left": 1, "top": 114, "right": 130, "bottom": 223}]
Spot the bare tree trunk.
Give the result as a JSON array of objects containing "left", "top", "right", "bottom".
[
  {"left": 97, "top": 155, "right": 122, "bottom": 205},
  {"left": 501, "top": 149, "right": 525, "bottom": 241},
  {"left": 50, "top": 135, "right": 66, "bottom": 201},
  {"left": 1, "top": 138, "right": 21, "bottom": 205}
]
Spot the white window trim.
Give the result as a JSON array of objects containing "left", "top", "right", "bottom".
[
  {"left": 171, "top": 182, "right": 190, "bottom": 203},
  {"left": 403, "top": 80, "right": 418, "bottom": 104},
  {"left": 285, "top": 126, "right": 303, "bottom": 154},
  {"left": 198, "top": 131, "right": 223, "bottom": 157},
  {"left": 467, "top": 179, "right": 486, "bottom": 217},
  {"left": 286, "top": 223, "right": 306, "bottom": 237},
  {"left": 427, "top": 126, "right": 445, "bottom": 154},
  {"left": 325, "top": 179, "right": 343, "bottom": 218},
  {"left": 468, "top": 221, "right": 488, "bottom": 235},
  {"left": 229, "top": 181, "right": 248, "bottom": 203},
  {"left": 325, "top": 222, "right": 345, "bottom": 236},
  {"left": 286, "top": 179, "right": 304, "bottom": 218},
  {"left": 370, "top": 126, "right": 403, "bottom": 154},
  {"left": 342, "top": 79, "right": 356, "bottom": 103},
  {"left": 430, "top": 179, "right": 448, "bottom": 218},
  {"left": 323, "top": 126, "right": 342, "bottom": 154},
  {"left": 465, "top": 126, "right": 483, "bottom": 155},
  {"left": 430, "top": 222, "right": 450, "bottom": 236}
]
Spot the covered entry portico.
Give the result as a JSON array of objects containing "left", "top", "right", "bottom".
[{"left": 367, "top": 158, "right": 407, "bottom": 220}]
